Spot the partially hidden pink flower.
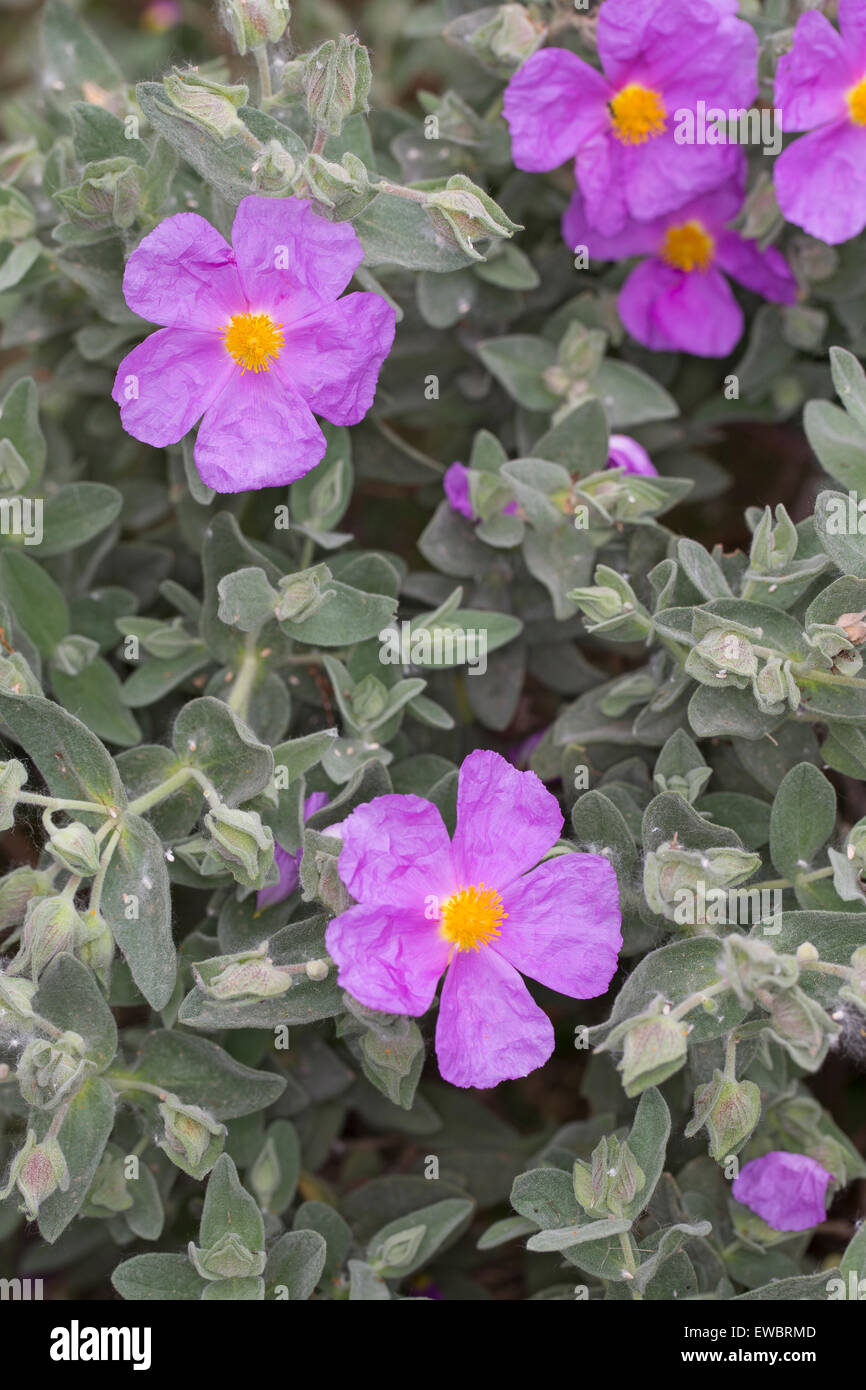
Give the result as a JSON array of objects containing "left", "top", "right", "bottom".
[
  {"left": 325, "top": 749, "right": 622, "bottom": 1089},
  {"left": 563, "top": 180, "right": 796, "bottom": 356},
  {"left": 731, "top": 1151, "right": 834, "bottom": 1232},
  {"left": 607, "top": 435, "right": 657, "bottom": 475},
  {"left": 444, "top": 462, "right": 518, "bottom": 522},
  {"left": 503, "top": 0, "right": 756, "bottom": 235},
  {"left": 773, "top": 0, "right": 866, "bottom": 244},
  {"left": 112, "top": 197, "right": 396, "bottom": 493},
  {"left": 257, "top": 791, "right": 332, "bottom": 909}
]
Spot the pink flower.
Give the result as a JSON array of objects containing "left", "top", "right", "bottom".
[
  {"left": 325, "top": 750, "right": 622, "bottom": 1089},
  {"left": 112, "top": 197, "right": 396, "bottom": 493},
  {"left": 607, "top": 435, "right": 657, "bottom": 475},
  {"left": 503, "top": 0, "right": 756, "bottom": 235},
  {"left": 773, "top": 0, "right": 866, "bottom": 244},
  {"left": 563, "top": 180, "right": 796, "bottom": 356},
  {"left": 256, "top": 792, "right": 330, "bottom": 910},
  {"left": 732, "top": 1151, "right": 834, "bottom": 1232}
]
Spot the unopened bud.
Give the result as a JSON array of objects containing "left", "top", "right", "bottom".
[
  {"left": 163, "top": 68, "right": 249, "bottom": 138},
  {"left": 305, "top": 958, "right": 329, "bottom": 982},
  {"left": 424, "top": 174, "right": 520, "bottom": 262},
  {"left": 55, "top": 158, "right": 143, "bottom": 230},
  {"left": 295, "top": 151, "right": 373, "bottom": 214},
  {"left": 249, "top": 1134, "right": 281, "bottom": 1208},
  {"left": 158, "top": 1095, "right": 226, "bottom": 1178},
  {"left": 204, "top": 805, "right": 274, "bottom": 888},
  {"left": 599, "top": 997, "right": 689, "bottom": 1098},
  {"left": 303, "top": 35, "right": 372, "bottom": 136},
  {"left": 18, "top": 1031, "right": 91, "bottom": 1110},
  {"left": 447, "top": 3, "right": 545, "bottom": 75},
  {"left": 573, "top": 1135, "right": 645, "bottom": 1218},
  {"left": 195, "top": 943, "right": 294, "bottom": 1000},
  {"left": 0, "top": 759, "right": 26, "bottom": 831},
  {"left": 188, "top": 1232, "right": 266, "bottom": 1280},
  {"left": 274, "top": 563, "right": 334, "bottom": 623},
  {"left": 217, "top": 0, "right": 289, "bottom": 56},
  {"left": 685, "top": 1070, "right": 761, "bottom": 1161},
  {"left": 0, "top": 1130, "right": 70, "bottom": 1219},
  {"left": 46, "top": 821, "right": 101, "bottom": 877},
  {"left": 0, "top": 972, "right": 37, "bottom": 1029},
  {"left": 10, "top": 895, "right": 81, "bottom": 982}
]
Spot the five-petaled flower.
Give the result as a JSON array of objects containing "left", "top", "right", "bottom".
[
  {"left": 112, "top": 196, "right": 395, "bottom": 492},
  {"left": 563, "top": 179, "right": 797, "bottom": 356},
  {"left": 503, "top": 0, "right": 756, "bottom": 236},
  {"left": 731, "top": 1151, "right": 835, "bottom": 1232},
  {"left": 773, "top": 0, "right": 866, "bottom": 244},
  {"left": 325, "top": 749, "right": 622, "bottom": 1089}
]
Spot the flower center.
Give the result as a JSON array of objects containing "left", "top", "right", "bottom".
[
  {"left": 609, "top": 83, "right": 667, "bottom": 144},
  {"left": 660, "top": 220, "right": 715, "bottom": 272},
  {"left": 848, "top": 76, "right": 866, "bottom": 126},
  {"left": 439, "top": 883, "right": 506, "bottom": 953},
  {"left": 222, "top": 311, "right": 285, "bottom": 373}
]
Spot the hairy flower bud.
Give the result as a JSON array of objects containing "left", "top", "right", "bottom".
[
  {"left": 446, "top": 3, "right": 545, "bottom": 75},
  {"left": 86, "top": 1147, "right": 133, "bottom": 1214},
  {"left": 203, "top": 805, "right": 274, "bottom": 888},
  {"left": 158, "top": 1095, "right": 226, "bottom": 1178},
  {"left": 0, "top": 972, "right": 37, "bottom": 1031},
  {"left": 18, "top": 1031, "right": 91, "bottom": 1110},
  {"left": 685, "top": 1069, "right": 761, "bottom": 1160},
  {"left": 251, "top": 138, "right": 297, "bottom": 194},
  {"left": 753, "top": 655, "right": 800, "bottom": 714},
  {"left": 685, "top": 627, "right": 758, "bottom": 689},
  {"left": 217, "top": 0, "right": 289, "bottom": 55},
  {"left": 762, "top": 986, "right": 840, "bottom": 1071},
  {"left": 350, "top": 674, "right": 389, "bottom": 725},
  {"left": 10, "top": 895, "right": 81, "bottom": 982},
  {"left": 424, "top": 174, "right": 520, "bottom": 261},
  {"left": 249, "top": 1135, "right": 281, "bottom": 1209},
  {"left": 748, "top": 504, "right": 799, "bottom": 574},
  {"left": 644, "top": 843, "right": 761, "bottom": 925},
  {"left": 274, "top": 563, "right": 334, "bottom": 623},
  {"left": 294, "top": 151, "right": 373, "bottom": 215},
  {"left": 0, "top": 759, "right": 26, "bottom": 831},
  {"left": 0, "top": 1130, "right": 70, "bottom": 1219},
  {"left": 599, "top": 997, "right": 689, "bottom": 1097},
  {"left": 303, "top": 35, "right": 372, "bottom": 136},
  {"left": 573, "top": 1134, "right": 645, "bottom": 1218},
  {"left": 720, "top": 934, "right": 800, "bottom": 1007},
  {"left": 56, "top": 158, "right": 143, "bottom": 230},
  {"left": 188, "top": 1232, "right": 266, "bottom": 1280},
  {"left": 195, "top": 942, "right": 295, "bottom": 1000},
  {"left": 163, "top": 68, "right": 250, "bottom": 138},
  {"left": 74, "top": 908, "right": 115, "bottom": 979},
  {"left": 46, "top": 821, "right": 101, "bottom": 877}
]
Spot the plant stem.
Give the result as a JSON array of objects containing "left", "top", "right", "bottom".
[
  {"left": 227, "top": 632, "right": 260, "bottom": 721},
  {"left": 254, "top": 45, "right": 272, "bottom": 102},
  {"left": 618, "top": 1232, "right": 643, "bottom": 1299}
]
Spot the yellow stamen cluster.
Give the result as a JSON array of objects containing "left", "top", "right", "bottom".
[
  {"left": 848, "top": 76, "right": 866, "bottom": 126},
  {"left": 660, "top": 219, "right": 715, "bottom": 273},
  {"left": 609, "top": 83, "right": 667, "bottom": 144},
  {"left": 222, "top": 311, "right": 285, "bottom": 373},
  {"left": 439, "top": 883, "right": 507, "bottom": 953}
]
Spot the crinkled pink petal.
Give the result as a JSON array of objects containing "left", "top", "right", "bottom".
[
  {"left": 451, "top": 749, "right": 562, "bottom": 890},
  {"left": 435, "top": 948, "right": 554, "bottom": 1088},
  {"left": 443, "top": 461, "right": 474, "bottom": 519},
  {"left": 497, "top": 853, "right": 622, "bottom": 998},
  {"left": 839, "top": 0, "right": 866, "bottom": 73},
  {"left": 598, "top": 0, "right": 756, "bottom": 110},
  {"left": 774, "top": 121, "right": 866, "bottom": 244},
  {"left": 194, "top": 369, "right": 325, "bottom": 492},
  {"left": 619, "top": 258, "right": 743, "bottom": 356},
  {"left": 337, "top": 794, "right": 455, "bottom": 907},
  {"left": 121, "top": 212, "right": 245, "bottom": 331},
  {"left": 112, "top": 329, "right": 233, "bottom": 448},
  {"left": 230, "top": 196, "right": 364, "bottom": 325},
  {"left": 562, "top": 188, "right": 659, "bottom": 262},
  {"left": 274, "top": 291, "right": 395, "bottom": 426},
  {"left": 607, "top": 434, "right": 657, "bottom": 475},
  {"left": 732, "top": 1151, "right": 833, "bottom": 1231},
  {"left": 576, "top": 134, "right": 630, "bottom": 238},
  {"left": 620, "top": 136, "right": 746, "bottom": 225},
  {"left": 503, "top": 47, "right": 610, "bottom": 173},
  {"left": 774, "top": 11, "right": 854, "bottom": 131},
  {"left": 714, "top": 230, "right": 797, "bottom": 304},
  {"left": 326, "top": 903, "right": 448, "bottom": 1015}
]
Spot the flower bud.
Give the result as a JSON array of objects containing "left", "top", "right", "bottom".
[
  {"left": 753, "top": 655, "right": 800, "bottom": 714},
  {"left": 87, "top": 1147, "right": 133, "bottom": 1214},
  {"left": 685, "top": 627, "right": 758, "bottom": 689},
  {"left": 74, "top": 908, "right": 115, "bottom": 980},
  {"left": 644, "top": 843, "right": 761, "bottom": 925},
  {"left": 685, "top": 1070, "right": 761, "bottom": 1161},
  {"left": 0, "top": 759, "right": 26, "bottom": 831},
  {"left": 163, "top": 68, "right": 250, "bottom": 139},
  {"left": 188, "top": 1232, "right": 266, "bottom": 1281},
  {"left": 424, "top": 174, "right": 520, "bottom": 262},
  {"left": 305, "top": 958, "right": 329, "bottom": 982},
  {"left": 46, "top": 821, "right": 101, "bottom": 877},
  {"left": 203, "top": 805, "right": 274, "bottom": 888},
  {"left": 51, "top": 635, "right": 99, "bottom": 677},
  {"left": 294, "top": 151, "right": 374, "bottom": 215},
  {"left": 249, "top": 1134, "right": 281, "bottom": 1209},
  {"left": 0, "top": 1130, "right": 70, "bottom": 1219},
  {"left": 274, "top": 563, "right": 334, "bottom": 623},
  {"left": 217, "top": 0, "right": 289, "bottom": 55},
  {"left": 551, "top": 322, "right": 608, "bottom": 383},
  {"left": 446, "top": 3, "right": 545, "bottom": 75},
  {"left": 157, "top": 1095, "right": 226, "bottom": 1178},
  {"left": 719, "top": 934, "right": 800, "bottom": 1007},
  {"left": 568, "top": 565, "right": 648, "bottom": 639},
  {"left": 573, "top": 1135, "right": 645, "bottom": 1218},
  {"left": 10, "top": 895, "right": 81, "bottom": 982},
  {"left": 839, "top": 944, "right": 866, "bottom": 1012},
  {"left": 251, "top": 138, "right": 297, "bottom": 194},
  {"left": 762, "top": 986, "right": 840, "bottom": 1071},
  {"left": 17, "top": 1031, "right": 91, "bottom": 1110},
  {"left": 0, "top": 185, "right": 36, "bottom": 240},
  {"left": 303, "top": 35, "right": 372, "bottom": 136},
  {"left": 599, "top": 997, "right": 689, "bottom": 1097},
  {"left": 55, "top": 158, "right": 143, "bottom": 230},
  {"left": 350, "top": 675, "right": 389, "bottom": 726},
  {"left": 195, "top": 942, "right": 294, "bottom": 1000},
  {"left": 748, "top": 504, "right": 799, "bottom": 575}
]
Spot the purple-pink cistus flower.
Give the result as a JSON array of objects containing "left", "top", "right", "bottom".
[
  {"left": 773, "top": 0, "right": 866, "bottom": 244},
  {"left": 112, "top": 197, "right": 396, "bottom": 493},
  {"left": 607, "top": 435, "right": 657, "bottom": 476},
  {"left": 563, "top": 180, "right": 796, "bottom": 357},
  {"left": 325, "top": 749, "right": 622, "bottom": 1089},
  {"left": 257, "top": 791, "right": 330, "bottom": 910},
  {"left": 731, "top": 1151, "right": 834, "bottom": 1232},
  {"left": 503, "top": 0, "right": 757, "bottom": 236}
]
